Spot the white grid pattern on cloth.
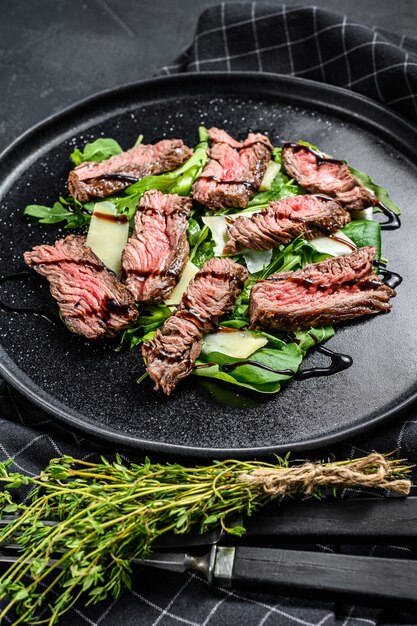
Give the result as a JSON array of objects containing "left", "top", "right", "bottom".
[
  {"left": 160, "top": 3, "right": 417, "bottom": 123},
  {"left": 2, "top": 3, "right": 417, "bottom": 624}
]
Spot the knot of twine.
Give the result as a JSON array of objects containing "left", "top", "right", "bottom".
[{"left": 238, "top": 453, "right": 411, "bottom": 496}]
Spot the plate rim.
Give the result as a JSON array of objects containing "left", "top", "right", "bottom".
[{"left": 1, "top": 70, "right": 417, "bottom": 458}]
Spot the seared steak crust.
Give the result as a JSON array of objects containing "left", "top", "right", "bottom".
[
  {"left": 68, "top": 139, "right": 192, "bottom": 202},
  {"left": 192, "top": 127, "right": 272, "bottom": 210},
  {"left": 223, "top": 195, "right": 350, "bottom": 255},
  {"left": 23, "top": 235, "right": 138, "bottom": 339},
  {"left": 250, "top": 246, "right": 395, "bottom": 331},
  {"left": 142, "top": 257, "right": 248, "bottom": 394},
  {"left": 282, "top": 143, "right": 374, "bottom": 211},
  {"left": 122, "top": 190, "right": 192, "bottom": 304}
]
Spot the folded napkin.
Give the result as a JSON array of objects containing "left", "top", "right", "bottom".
[
  {"left": 1, "top": 4, "right": 417, "bottom": 625},
  {"left": 161, "top": 3, "right": 417, "bottom": 124}
]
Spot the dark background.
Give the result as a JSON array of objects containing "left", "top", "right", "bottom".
[{"left": 1, "top": 0, "right": 417, "bottom": 154}]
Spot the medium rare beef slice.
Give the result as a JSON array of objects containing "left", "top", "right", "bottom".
[
  {"left": 122, "top": 190, "right": 192, "bottom": 304},
  {"left": 68, "top": 139, "right": 192, "bottom": 202},
  {"left": 249, "top": 246, "right": 395, "bottom": 331},
  {"left": 142, "top": 257, "right": 248, "bottom": 394},
  {"left": 23, "top": 235, "right": 138, "bottom": 339},
  {"left": 282, "top": 143, "right": 374, "bottom": 211},
  {"left": 223, "top": 195, "right": 350, "bottom": 254},
  {"left": 192, "top": 127, "right": 272, "bottom": 210}
]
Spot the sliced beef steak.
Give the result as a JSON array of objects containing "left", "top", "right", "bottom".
[
  {"left": 68, "top": 139, "right": 192, "bottom": 202},
  {"left": 223, "top": 195, "right": 350, "bottom": 255},
  {"left": 122, "top": 190, "right": 192, "bottom": 304},
  {"left": 250, "top": 246, "right": 395, "bottom": 331},
  {"left": 282, "top": 143, "right": 374, "bottom": 211},
  {"left": 192, "top": 127, "right": 272, "bottom": 210},
  {"left": 142, "top": 257, "right": 248, "bottom": 394},
  {"left": 23, "top": 235, "right": 138, "bottom": 339}
]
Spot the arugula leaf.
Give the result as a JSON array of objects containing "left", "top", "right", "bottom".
[
  {"left": 341, "top": 220, "right": 382, "bottom": 260},
  {"left": 70, "top": 138, "right": 123, "bottom": 166},
  {"left": 348, "top": 166, "right": 401, "bottom": 215},
  {"left": 24, "top": 200, "right": 92, "bottom": 228}
]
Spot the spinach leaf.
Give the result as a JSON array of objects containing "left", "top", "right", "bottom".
[
  {"left": 193, "top": 326, "right": 333, "bottom": 394},
  {"left": 348, "top": 166, "right": 401, "bottom": 215},
  {"left": 187, "top": 218, "right": 202, "bottom": 248},
  {"left": 70, "top": 138, "right": 123, "bottom": 166},
  {"left": 341, "top": 220, "right": 382, "bottom": 260},
  {"left": 191, "top": 240, "right": 215, "bottom": 268}
]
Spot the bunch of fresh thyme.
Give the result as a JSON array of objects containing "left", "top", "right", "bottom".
[{"left": 0, "top": 452, "right": 412, "bottom": 625}]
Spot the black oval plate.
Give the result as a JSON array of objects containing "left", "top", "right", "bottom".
[{"left": 1, "top": 72, "right": 417, "bottom": 458}]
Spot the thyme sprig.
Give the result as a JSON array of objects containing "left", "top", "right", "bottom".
[{"left": 0, "top": 453, "right": 412, "bottom": 625}]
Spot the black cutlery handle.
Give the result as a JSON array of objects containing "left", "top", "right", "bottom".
[
  {"left": 216, "top": 546, "right": 417, "bottom": 607},
  {"left": 242, "top": 497, "right": 417, "bottom": 543}
]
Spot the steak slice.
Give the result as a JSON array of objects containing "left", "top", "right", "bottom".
[
  {"left": 192, "top": 127, "right": 272, "bottom": 210},
  {"left": 282, "top": 143, "right": 375, "bottom": 211},
  {"left": 250, "top": 246, "right": 395, "bottom": 331},
  {"left": 23, "top": 235, "right": 138, "bottom": 339},
  {"left": 223, "top": 195, "right": 350, "bottom": 255},
  {"left": 142, "top": 257, "right": 248, "bottom": 394},
  {"left": 68, "top": 139, "right": 192, "bottom": 202},
  {"left": 122, "top": 190, "right": 192, "bottom": 304}
]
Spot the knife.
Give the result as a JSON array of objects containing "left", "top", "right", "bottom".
[{"left": 139, "top": 545, "right": 417, "bottom": 608}]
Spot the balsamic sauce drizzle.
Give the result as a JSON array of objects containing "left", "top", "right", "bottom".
[
  {"left": 222, "top": 361, "right": 295, "bottom": 375},
  {"left": 90, "top": 173, "right": 141, "bottom": 184},
  {"left": 0, "top": 272, "right": 58, "bottom": 325},
  {"left": 93, "top": 211, "right": 129, "bottom": 224},
  {"left": 373, "top": 201, "right": 401, "bottom": 231},
  {"left": 378, "top": 267, "right": 403, "bottom": 289},
  {"left": 294, "top": 346, "right": 353, "bottom": 380},
  {"left": 217, "top": 345, "right": 353, "bottom": 379},
  {"left": 198, "top": 175, "right": 256, "bottom": 191}
]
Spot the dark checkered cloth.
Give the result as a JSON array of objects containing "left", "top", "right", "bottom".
[{"left": 2, "top": 4, "right": 417, "bottom": 625}]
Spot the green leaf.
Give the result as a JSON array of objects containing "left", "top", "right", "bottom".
[
  {"left": 117, "top": 305, "right": 171, "bottom": 351},
  {"left": 247, "top": 171, "right": 302, "bottom": 209},
  {"left": 194, "top": 326, "right": 333, "bottom": 394},
  {"left": 341, "top": 220, "right": 382, "bottom": 260},
  {"left": 191, "top": 240, "right": 215, "bottom": 269},
  {"left": 24, "top": 200, "right": 92, "bottom": 228},
  {"left": 349, "top": 166, "right": 401, "bottom": 215},
  {"left": 70, "top": 138, "right": 123, "bottom": 166},
  {"left": 294, "top": 326, "right": 335, "bottom": 353},
  {"left": 13, "top": 588, "right": 29, "bottom": 602},
  {"left": 187, "top": 218, "right": 202, "bottom": 248}
]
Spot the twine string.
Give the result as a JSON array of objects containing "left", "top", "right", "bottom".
[{"left": 238, "top": 452, "right": 411, "bottom": 496}]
